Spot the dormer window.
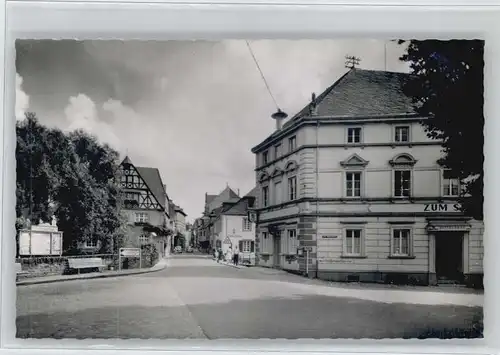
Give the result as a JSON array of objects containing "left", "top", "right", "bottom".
[{"left": 347, "top": 127, "right": 362, "bottom": 144}]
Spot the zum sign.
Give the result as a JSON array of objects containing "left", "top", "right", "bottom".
[{"left": 424, "top": 203, "right": 461, "bottom": 212}]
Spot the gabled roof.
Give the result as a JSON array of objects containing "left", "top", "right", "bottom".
[
  {"left": 252, "top": 68, "right": 418, "bottom": 153},
  {"left": 206, "top": 186, "right": 240, "bottom": 212},
  {"left": 174, "top": 205, "right": 187, "bottom": 216},
  {"left": 212, "top": 187, "right": 258, "bottom": 218},
  {"left": 120, "top": 156, "right": 166, "bottom": 210},
  {"left": 136, "top": 166, "right": 166, "bottom": 210},
  {"left": 205, "top": 194, "right": 217, "bottom": 205}
]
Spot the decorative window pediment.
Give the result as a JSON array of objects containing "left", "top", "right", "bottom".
[
  {"left": 259, "top": 171, "right": 270, "bottom": 183},
  {"left": 285, "top": 160, "right": 299, "bottom": 173},
  {"left": 389, "top": 153, "right": 417, "bottom": 167},
  {"left": 340, "top": 154, "right": 369, "bottom": 168},
  {"left": 271, "top": 168, "right": 284, "bottom": 178}
]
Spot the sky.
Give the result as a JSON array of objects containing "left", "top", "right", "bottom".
[{"left": 15, "top": 39, "right": 410, "bottom": 222}]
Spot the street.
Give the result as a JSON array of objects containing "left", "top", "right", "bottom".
[{"left": 17, "top": 255, "right": 483, "bottom": 339}]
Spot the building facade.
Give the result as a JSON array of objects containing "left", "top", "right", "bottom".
[
  {"left": 118, "top": 156, "right": 172, "bottom": 258},
  {"left": 210, "top": 188, "right": 258, "bottom": 265},
  {"left": 251, "top": 68, "right": 484, "bottom": 287},
  {"left": 196, "top": 186, "right": 240, "bottom": 251}
]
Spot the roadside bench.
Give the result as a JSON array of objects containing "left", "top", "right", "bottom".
[
  {"left": 66, "top": 257, "right": 107, "bottom": 274},
  {"left": 15, "top": 262, "right": 29, "bottom": 281}
]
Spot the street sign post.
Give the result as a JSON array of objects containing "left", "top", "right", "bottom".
[
  {"left": 297, "top": 247, "right": 312, "bottom": 276},
  {"left": 119, "top": 247, "right": 142, "bottom": 271}
]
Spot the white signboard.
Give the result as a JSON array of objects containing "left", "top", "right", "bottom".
[
  {"left": 120, "top": 248, "right": 141, "bottom": 257},
  {"left": 51, "top": 233, "right": 62, "bottom": 254},
  {"left": 19, "top": 231, "right": 31, "bottom": 255},
  {"left": 18, "top": 230, "right": 63, "bottom": 256}
]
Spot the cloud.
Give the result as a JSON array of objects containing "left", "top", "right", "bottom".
[
  {"left": 64, "top": 94, "right": 121, "bottom": 150},
  {"left": 15, "top": 73, "right": 30, "bottom": 121},
  {"left": 16, "top": 39, "right": 411, "bottom": 220}
]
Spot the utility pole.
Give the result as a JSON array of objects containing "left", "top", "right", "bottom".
[{"left": 345, "top": 55, "right": 361, "bottom": 69}]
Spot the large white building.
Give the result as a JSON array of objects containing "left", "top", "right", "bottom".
[{"left": 250, "top": 68, "right": 484, "bottom": 288}]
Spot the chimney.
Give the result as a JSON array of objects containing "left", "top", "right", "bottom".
[
  {"left": 237, "top": 188, "right": 240, "bottom": 196},
  {"left": 309, "top": 92, "right": 318, "bottom": 116},
  {"left": 276, "top": 119, "right": 283, "bottom": 131},
  {"left": 271, "top": 109, "right": 288, "bottom": 131}
]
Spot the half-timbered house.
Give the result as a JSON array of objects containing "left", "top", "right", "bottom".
[{"left": 118, "top": 156, "right": 171, "bottom": 257}]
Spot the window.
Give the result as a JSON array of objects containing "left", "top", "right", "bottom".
[
  {"left": 84, "top": 239, "right": 97, "bottom": 248},
  {"left": 344, "top": 229, "right": 362, "bottom": 256},
  {"left": 345, "top": 172, "right": 362, "bottom": 197},
  {"left": 288, "top": 176, "right": 297, "bottom": 201},
  {"left": 240, "top": 240, "right": 253, "bottom": 253},
  {"left": 125, "top": 192, "right": 140, "bottom": 202},
  {"left": 288, "top": 136, "right": 297, "bottom": 152},
  {"left": 392, "top": 229, "right": 411, "bottom": 256},
  {"left": 135, "top": 212, "right": 149, "bottom": 223},
  {"left": 274, "top": 144, "right": 282, "bottom": 159},
  {"left": 262, "top": 186, "right": 269, "bottom": 207},
  {"left": 242, "top": 217, "right": 252, "bottom": 231},
  {"left": 139, "top": 234, "right": 150, "bottom": 244},
  {"left": 262, "top": 151, "right": 269, "bottom": 165},
  {"left": 274, "top": 181, "right": 282, "bottom": 204},
  {"left": 394, "top": 170, "right": 411, "bottom": 197},
  {"left": 443, "top": 170, "right": 460, "bottom": 197},
  {"left": 395, "top": 126, "right": 410, "bottom": 143},
  {"left": 286, "top": 229, "right": 298, "bottom": 255},
  {"left": 347, "top": 127, "right": 362, "bottom": 144}
]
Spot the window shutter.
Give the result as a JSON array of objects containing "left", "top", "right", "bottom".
[
  {"left": 239, "top": 240, "right": 243, "bottom": 251},
  {"left": 251, "top": 241, "right": 255, "bottom": 252}
]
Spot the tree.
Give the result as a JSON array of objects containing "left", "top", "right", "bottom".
[
  {"left": 16, "top": 113, "right": 124, "bottom": 254},
  {"left": 399, "top": 40, "right": 484, "bottom": 220}
]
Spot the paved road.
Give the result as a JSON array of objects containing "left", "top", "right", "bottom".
[{"left": 17, "top": 255, "right": 483, "bottom": 339}]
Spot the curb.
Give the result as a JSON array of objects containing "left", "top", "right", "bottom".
[{"left": 16, "top": 258, "right": 169, "bottom": 286}]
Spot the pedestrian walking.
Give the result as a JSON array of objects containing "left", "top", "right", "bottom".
[
  {"left": 233, "top": 246, "right": 240, "bottom": 266},
  {"left": 217, "top": 247, "right": 224, "bottom": 263},
  {"left": 226, "top": 246, "right": 232, "bottom": 264}
]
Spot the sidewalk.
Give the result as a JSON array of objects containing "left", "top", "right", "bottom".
[
  {"left": 17, "top": 257, "right": 169, "bottom": 286},
  {"left": 213, "top": 258, "right": 246, "bottom": 269},
  {"left": 246, "top": 266, "right": 483, "bottom": 307}
]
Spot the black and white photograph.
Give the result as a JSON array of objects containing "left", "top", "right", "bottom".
[{"left": 14, "top": 39, "right": 484, "bottom": 339}]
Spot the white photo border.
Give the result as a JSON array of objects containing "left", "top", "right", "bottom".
[{"left": 2, "top": 1, "right": 498, "bottom": 354}]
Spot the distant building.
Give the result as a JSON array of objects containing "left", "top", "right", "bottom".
[
  {"left": 209, "top": 187, "right": 258, "bottom": 264},
  {"left": 118, "top": 156, "right": 172, "bottom": 258},
  {"left": 197, "top": 186, "right": 240, "bottom": 250},
  {"left": 251, "top": 68, "right": 483, "bottom": 287},
  {"left": 170, "top": 202, "right": 188, "bottom": 248}
]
